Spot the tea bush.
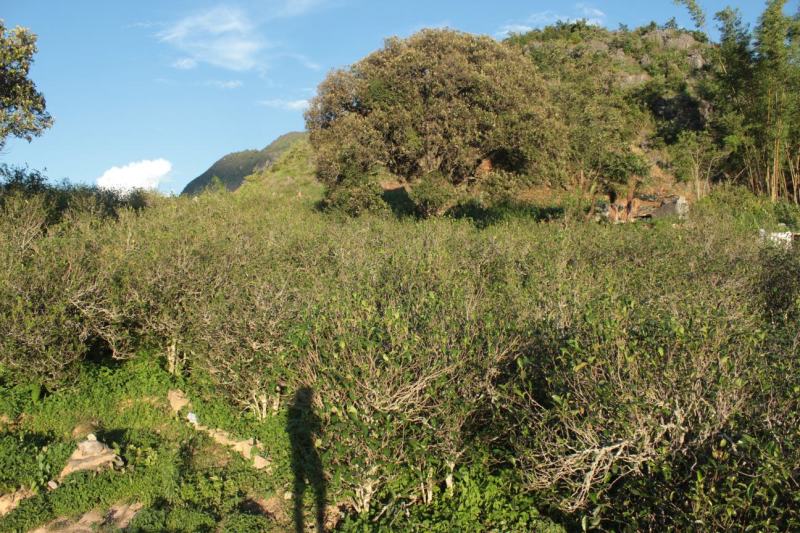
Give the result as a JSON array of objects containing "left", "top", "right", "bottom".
[{"left": 1, "top": 151, "right": 798, "bottom": 529}]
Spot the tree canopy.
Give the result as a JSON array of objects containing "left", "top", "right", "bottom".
[
  {"left": 306, "top": 29, "right": 566, "bottom": 194},
  {"left": 0, "top": 20, "right": 52, "bottom": 151}
]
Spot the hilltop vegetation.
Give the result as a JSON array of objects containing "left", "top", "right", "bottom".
[
  {"left": 309, "top": 2, "right": 799, "bottom": 216},
  {"left": 2, "top": 2, "right": 800, "bottom": 531},
  {"left": 181, "top": 132, "right": 307, "bottom": 196}
]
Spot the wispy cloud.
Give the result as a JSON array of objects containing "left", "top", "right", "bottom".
[
  {"left": 276, "top": 52, "right": 322, "bottom": 71},
  {"left": 97, "top": 159, "right": 172, "bottom": 192},
  {"left": 159, "top": 6, "right": 268, "bottom": 71},
  {"left": 497, "top": 23, "right": 537, "bottom": 36},
  {"left": 159, "top": 4, "right": 328, "bottom": 72},
  {"left": 576, "top": 3, "right": 606, "bottom": 25},
  {"left": 172, "top": 57, "right": 197, "bottom": 70},
  {"left": 259, "top": 98, "right": 310, "bottom": 111},
  {"left": 497, "top": 3, "right": 606, "bottom": 37},
  {"left": 205, "top": 80, "right": 244, "bottom": 89}
]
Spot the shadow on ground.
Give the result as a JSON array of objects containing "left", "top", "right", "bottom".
[{"left": 287, "top": 387, "right": 326, "bottom": 533}]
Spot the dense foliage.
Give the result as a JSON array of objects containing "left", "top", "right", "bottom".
[
  {"left": 707, "top": 0, "right": 800, "bottom": 201},
  {"left": 308, "top": 2, "right": 799, "bottom": 215},
  {"left": 306, "top": 29, "right": 566, "bottom": 213},
  {"left": 3, "top": 3, "right": 800, "bottom": 530},
  {"left": 0, "top": 19, "right": 52, "bottom": 150},
  {"left": 2, "top": 140, "right": 800, "bottom": 529},
  {"left": 507, "top": 20, "right": 711, "bottom": 196}
]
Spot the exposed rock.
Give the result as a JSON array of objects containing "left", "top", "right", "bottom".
[
  {"left": 667, "top": 33, "right": 698, "bottom": 51},
  {"left": 650, "top": 196, "right": 689, "bottom": 219},
  {"left": 200, "top": 426, "right": 272, "bottom": 471},
  {"left": 688, "top": 52, "right": 705, "bottom": 70},
  {"left": 759, "top": 229, "right": 798, "bottom": 248},
  {"left": 0, "top": 487, "right": 33, "bottom": 517},
  {"left": 644, "top": 29, "right": 697, "bottom": 51},
  {"left": 29, "top": 502, "right": 142, "bottom": 533},
  {"left": 167, "top": 389, "right": 190, "bottom": 413},
  {"left": 59, "top": 434, "right": 123, "bottom": 480},
  {"left": 645, "top": 29, "right": 669, "bottom": 46},
  {"left": 170, "top": 390, "right": 272, "bottom": 471},
  {"left": 104, "top": 502, "right": 143, "bottom": 529},
  {"left": 602, "top": 195, "right": 688, "bottom": 223}
]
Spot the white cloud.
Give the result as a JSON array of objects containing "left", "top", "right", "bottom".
[
  {"left": 172, "top": 57, "right": 197, "bottom": 70},
  {"left": 497, "top": 23, "right": 535, "bottom": 37},
  {"left": 158, "top": 3, "right": 330, "bottom": 72},
  {"left": 497, "top": 3, "right": 607, "bottom": 37},
  {"left": 205, "top": 80, "right": 244, "bottom": 89},
  {"left": 97, "top": 159, "right": 172, "bottom": 192},
  {"left": 159, "top": 6, "right": 267, "bottom": 71},
  {"left": 259, "top": 98, "right": 310, "bottom": 111}
]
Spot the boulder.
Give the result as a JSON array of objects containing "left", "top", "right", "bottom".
[
  {"left": 650, "top": 196, "right": 689, "bottom": 220},
  {"left": 167, "top": 389, "right": 190, "bottom": 413},
  {"left": 59, "top": 434, "right": 123, "bottom": 480}
]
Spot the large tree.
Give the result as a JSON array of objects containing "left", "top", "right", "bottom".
[
  {"left": 306, "top": 29, "right": 565, "bottom": 192},
  {"left": 0, "top": 20, "right": 52, "bottom": 151}
]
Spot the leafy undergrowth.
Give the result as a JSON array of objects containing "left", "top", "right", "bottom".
[
  {"left": 0, "top": 356, "right": 564, "bottom": 532},
  {"left": 0, "top": 357, "right": 279, "bottom": 532}
]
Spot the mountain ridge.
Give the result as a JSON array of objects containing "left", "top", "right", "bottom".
[{"left": 181, "top": 131, "right": 307, "bottom": 196}]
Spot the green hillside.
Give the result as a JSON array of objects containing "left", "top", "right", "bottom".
[
  {"left": 2, "top": 1, "right": 800, "bottom": 531},
  {"left": 180, "top": 132, "right": 307, "bottom": 196}
]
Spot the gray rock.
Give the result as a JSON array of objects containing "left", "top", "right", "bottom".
[{"left": 651, "top": 196, "right": 689, "bottom": 220}]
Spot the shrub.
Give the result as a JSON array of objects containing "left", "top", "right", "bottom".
[
  {"left": 2, "top": 158, "right": 799, "bottom": 529},
  {"left": 408, "top": 171, "right": 458, "bottom": 217},
  {"left": 0, "top": 194, "right": 111, "bottom": 387},
  {"left": 319, "top": 171, "right": 388, "bottom": 217}
]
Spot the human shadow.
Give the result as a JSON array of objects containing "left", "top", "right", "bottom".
[{"left": 288, "top": 387, "right": 326, "bottom": 532}]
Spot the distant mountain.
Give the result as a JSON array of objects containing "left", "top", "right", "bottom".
[{"left": 181, "top": 132, "right": 307, "bottom": 196}]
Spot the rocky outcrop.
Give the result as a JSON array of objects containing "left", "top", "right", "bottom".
[
  {"left": 603, "top": 195, "right": 689, "bottom": 223},
  {"left": 59, "top": 434, "right": 123, "bottom": 480},
  {"left": 30, "top": 502, "right": 143, "bottom": 532}
]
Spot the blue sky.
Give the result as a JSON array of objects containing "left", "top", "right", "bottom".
[{"left": 1, "top": 0, "right": 779, "bottom": 193}]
